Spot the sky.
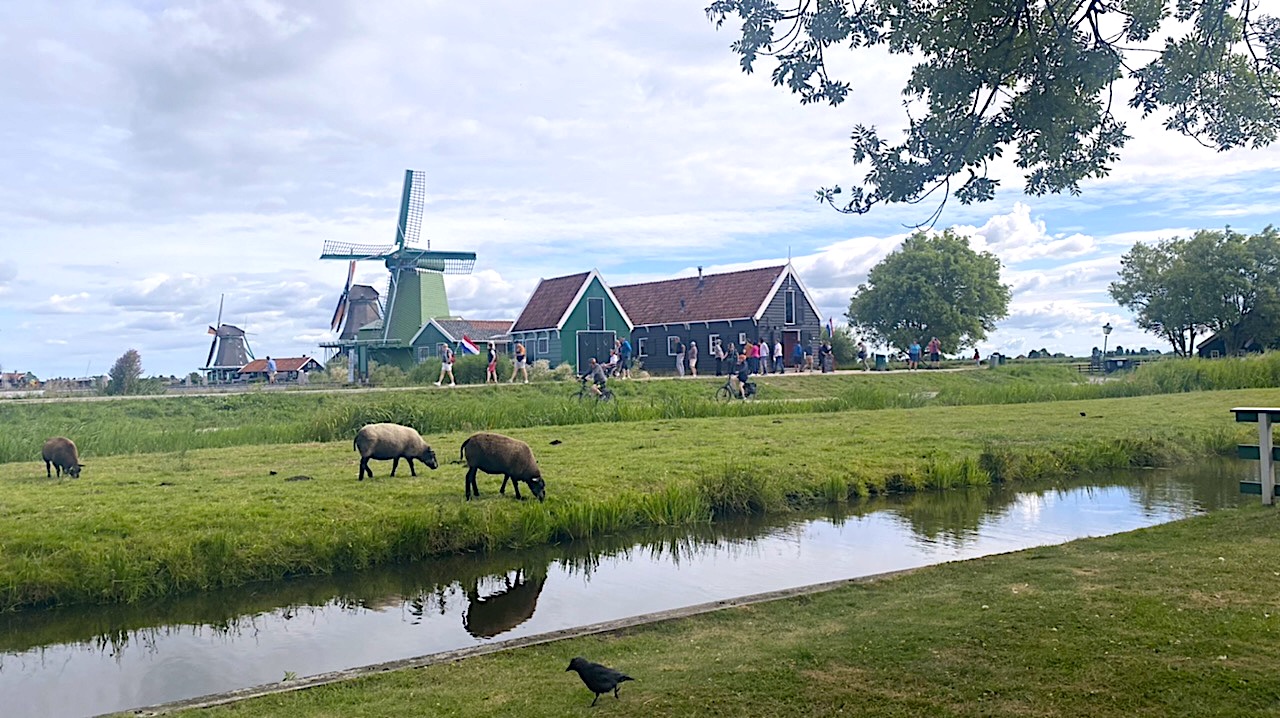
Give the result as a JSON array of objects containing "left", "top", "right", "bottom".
[{"left": 2, "top": 1, "right": 1279, "bottom": 378}]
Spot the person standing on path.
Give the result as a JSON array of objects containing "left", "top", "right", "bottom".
[
  {"left": 773, "top": 339, "right": 783, "bottom": 375},
  {"left": 266, "top": 356, "right": 277, "bottom": 384},
  {"left": 486, "top": 345, "right": 498, "bottom": 383},
  {"left": 436, "top": 345, "right": 457, "bottom": 386},
  {"left": 714, "top": 339, "right": 726, "bottom": 376},
  {"left": 927, "top": 337, "right": 942, "bottom": 368},
  {"left": 758, "top": 338, "right": 770, "bottom": 374},
  {"left": 792, "top": 340, "right": 804, "bottom": 372},
  {"left": 510, "top": 342, "right": 529, "bottom": 383},
  {"left": 908, "top": 340, "right": 922, "bottom": 370},
  {"left": 674, "top": 337, "right": 685, "bottom": 377},
  {"left": 619, "top": 337, "right": 632, "bottom": 379},
  {"left": 687, "top": 340, "right": 699, "bottom": 377}
]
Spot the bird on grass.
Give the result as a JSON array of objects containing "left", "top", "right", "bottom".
[{"left": 566, "top": 656, "right": 634, "bottom": 707}]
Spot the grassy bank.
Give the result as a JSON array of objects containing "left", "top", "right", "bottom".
[
  {"left": 1, "top": 388, "right": 1272, "bottom": 612},
  {"left": 4, "top": 355, "right": 1280, "bottom": 464},
  {"left": 171, "top": 504, "right": 1280, "bottom": 718}
]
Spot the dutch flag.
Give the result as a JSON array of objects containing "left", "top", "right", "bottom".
[
  {"left": 827, "top": 317, "right": 835, "bottom": 337},
  {"left": 460, "top": 334, "right": 481, "bottom": 355}
]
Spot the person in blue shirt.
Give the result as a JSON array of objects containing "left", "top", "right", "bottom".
[
  {"left": 908, "top": 340, "right": 922, "bottom": 370},
  {"left": 266, "top": 356, "right": 277, "bottom": 384},
  {"left": 618, "top": 337, "right": 632, "bottom": 379}
]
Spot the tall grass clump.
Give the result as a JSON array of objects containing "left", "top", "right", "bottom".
[{"left": 1129, "top": 353, "right": 1280, "bottom": 393}]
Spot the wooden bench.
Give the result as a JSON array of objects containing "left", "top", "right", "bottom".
[{"left": 1232, "top": 407, "right": 1280, "bottom": 504}]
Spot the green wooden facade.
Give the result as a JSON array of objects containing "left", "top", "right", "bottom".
[{"left": 509, "top": 272, "right": 632, "bottom": 373}]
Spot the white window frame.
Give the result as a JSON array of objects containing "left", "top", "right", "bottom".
[
  {"left": 416, "top": 347, "right": 432, "bottom": 363},
  {"left": 637, "top": 337, "right": 647, "bottom": 357},
  {"left": 667, "top": 336, "right": 681, "bottom": 356},
  {"left": 538, "top": 332, "right": 549, "bottom": 356},
  {"left": 708, "top": 333, "right": 720, "bottom": 354},
  {"left": 738, "top": 332, "right": 748, "bottom": 346},
  {"left": 785, "top": 289, "right": 797, "bottom": 325}
]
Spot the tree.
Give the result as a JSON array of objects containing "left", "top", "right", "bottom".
[
  {"left": 106, "top": 349, "right": 143, "bottom": 396},
  {"left": 829, "top": 324, "right": 857, "bottom": 364},
  {"left": 706, "top": 0, "right": 1279, "bottom": 221},
  {"left": 846, "top": 229, "right": 1011, "bottom": 351},
  {"left": 1110, "top": 227, "right": 1280, "bottom": 355}
]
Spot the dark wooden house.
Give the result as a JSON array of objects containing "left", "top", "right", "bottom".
[{"left": 612, "top": 264, "right": 823, "bottom": 373}]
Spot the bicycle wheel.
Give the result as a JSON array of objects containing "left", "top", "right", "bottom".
[
  {"left": 715, "top": 385, "right": 733, "bottom": 401},
  {"left": 599, "top": 388, "right": 615, "bottom": 402}
]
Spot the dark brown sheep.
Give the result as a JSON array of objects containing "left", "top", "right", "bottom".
[
  {"left": 460, "top": 432, "right": 545, "bottom": 501},
  {"left": 42, "top": 437, "right": 83, "bottom": 478},
  {"left": 353, "top": 423, "right": 439, "bottom": 481}
]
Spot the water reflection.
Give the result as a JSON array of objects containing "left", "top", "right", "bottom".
[{"left": 1, "top": 459, "right": 1250, "bottom": 718}]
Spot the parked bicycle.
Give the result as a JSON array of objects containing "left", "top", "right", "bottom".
[
  {"left": 575, "top": 377, "right": 615, "bottom": 402},
  {"left": 715, "top": 376, "right": 756, "bottom": 401}
]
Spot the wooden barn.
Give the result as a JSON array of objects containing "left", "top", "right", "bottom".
[
  {"left": 508, "top": 270, "right": 633, "bottom": 373},
  {"left": 612, "top": 264, "right": 823, "bottom": 373},
  {"left": 238, "top": 356, "right": 323, "bottom": 383}
]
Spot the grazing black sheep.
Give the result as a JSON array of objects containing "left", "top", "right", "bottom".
[
  {"left": 459, "top": 432, "right": 545, "bottom": 502},
  {"left": 353, "top": 423, "right": 439, "bottom": 481},
  {"left": 566, "top": 656, "right": 634, "bottom": 706},
  {"left": 42, "top": 437, "right": 83, "bottom": 478}
]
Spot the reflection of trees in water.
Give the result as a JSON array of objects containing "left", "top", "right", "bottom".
[
  {"left": 888, "top": 458, "right": 1247, "bottom": 545},
  {"left": 0, "top": 459, "right": 1246, "bottom": 662}
]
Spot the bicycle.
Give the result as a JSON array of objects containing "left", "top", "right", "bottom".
[
  {"left": 575, "top": 377, "right": 614, "bottom": 402},
  {"left": 715, "top": 377, "right": 756, "bottom": 401}
]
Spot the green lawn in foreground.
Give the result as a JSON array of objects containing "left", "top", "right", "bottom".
[
  {"left": 1, "top": 388, "right": 1274, "bottom": 611},
  {"left": 175, "top": 505, "right": 1280, "bottom": 718}
]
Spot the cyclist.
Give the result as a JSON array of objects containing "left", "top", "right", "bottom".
[
  {"left": 729, "top": 352, "right": 752, "bottom": 400},
  {"left": 580, "top": 357, "right": 609, "bottom": 398}
]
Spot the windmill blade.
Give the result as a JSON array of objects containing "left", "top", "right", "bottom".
[
  {"left": 394, "top": 169, "right": 427, "bottom": 250},
  {"left": 319, "top": 240, "right": 399, "bottom": 261},
  {"left": 344, "top": 260, "right": 356, "bottom": 291},
  {"left": 330, "top": 294, "right": 349, "bottom": 332},
  {"left": 413, "top": 250, "right": 477, "bottom": 274},
  {"left": 205, "top": 336, "right": 218, "bottom": 368}
]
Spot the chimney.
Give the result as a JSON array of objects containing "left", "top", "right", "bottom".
[{"left": 697, "top": 266, "right": 704, "bottom": 289}]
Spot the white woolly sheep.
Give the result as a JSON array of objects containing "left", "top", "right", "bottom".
[
  {"left": 42, "top": 437, "right": 84, "bottom": 479},
  {"left": 353, "top": 423, "right": 439, "bottom": 481},
  {"left": 460, "top": 432, "right": 545, "bottom": 502}
]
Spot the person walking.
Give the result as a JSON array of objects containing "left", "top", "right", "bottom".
[
  {"left": 266, "top": 356, "right": 277, "bottom": 384},
  {"left": 856, "top": 340, "right": 870, "bottom": 370},
  {"left": 758, "top": 338, "right": 770, "bottom": 374},
  {"left": 792, "top": 340, "right": 804, "bottom": 372},
  {"left": 435, "top": 345, "right": 456, "bottom": 386},
  {"left": 510, "top": 341, "right": 529, "bottom": 383},
  {"left": 674, "top": 337, "right": 685, "bottom": 377},
  {"left": 687, "top": 340, "right": 699, "bottom": 377},
  {"left": 486, "top": 345, "right": 499, "bottom": 383},
  {"left": 619, "top": 337, "right": 632, "bottom": 379},
  {"left": 773, "top": 339, "right": 783, "bottom": 375}
]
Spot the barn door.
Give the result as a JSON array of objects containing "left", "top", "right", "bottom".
[{"left": 576, "top": 331, "right": 616, "bottom": 374}]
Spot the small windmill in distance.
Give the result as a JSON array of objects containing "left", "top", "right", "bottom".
[{"left": 202, "top": 294, "right": 253, "bottom": 384}]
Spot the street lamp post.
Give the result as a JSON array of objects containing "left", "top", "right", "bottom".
[{"left": 1102, "top": 322, "right": 1113, "bottom": 367}]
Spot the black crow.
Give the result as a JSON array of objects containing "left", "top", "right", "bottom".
[{"left": 566, "top": 656, "right": 634, "bottom": 707}]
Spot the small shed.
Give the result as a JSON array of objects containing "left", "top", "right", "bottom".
[
  {"left": 238, "top": 357, "right": 323, "bottom": 383},
  {"left": 613, "top": 264, "right": 823, "bottom": 373},
  {"left": 1196, "top": 331, "right": 1265, "bottom": 358},
  {"left": 509, "top": 270, "right": 633, "bottom": 373},
  {"left": 411, "top": 318, "right": 513, "bottom": 362}
]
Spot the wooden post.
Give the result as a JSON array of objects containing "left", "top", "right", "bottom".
[{"left": 1262, "top": 413, "right": 1275, "bottom": 507}]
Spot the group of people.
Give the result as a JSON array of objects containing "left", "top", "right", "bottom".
[
  {"left": 600, "top": 337, "right": 634, "bottom": 379},
  {"left": 906, "top": 337, "right": 944, "bottom": 370}
]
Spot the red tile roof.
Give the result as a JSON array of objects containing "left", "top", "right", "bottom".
[
  {"left": 613, "top": 266, "right": 785, "bottom": 326},
  {"left": 510, "top": 272, "right": 590, "bottom": 332},
  {"left": 239, "top": 357, "right": 322, "bottom": 373}
]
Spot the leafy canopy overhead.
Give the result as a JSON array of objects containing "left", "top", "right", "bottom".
[
  {"left": 706, "top": 0, "right": 1280, "bottom": 222},
  {"left": 847, "top": 230, "right": 1011, "bottom": 351},
  {"left": 1109, "top": 227, "right": 1280, "bottom": 356}
]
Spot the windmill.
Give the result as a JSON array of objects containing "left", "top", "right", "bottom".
[
  {"left": 202, "top": 294, "right": 254, "bottom": 383},
  {"left": 320, "top": 170, "right": 476, "bottom": 346}
]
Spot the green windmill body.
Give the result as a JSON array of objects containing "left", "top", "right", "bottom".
[{"left": 321, "top": 170, "right": 476, "bottom": 372}]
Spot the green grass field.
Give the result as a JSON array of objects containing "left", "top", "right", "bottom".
[
  {"left": 171, "top": 504, "right": 1280, "bottom": 718},
  {"left": 1, "top": 386, "right": 1273, "bottom": 612},
  {"left": 4, "top": 355, "right": 1278, "bottom": 465}
]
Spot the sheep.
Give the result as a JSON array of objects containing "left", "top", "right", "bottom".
[
  {"left": 42, "top": 437, "right": 84, "bottom": 479},
  {"left": 353, "top": 423, "right": 439, "bottom": 481},
  {"left": 459, "top": 432, "right": 546, "bottom": 502}
]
